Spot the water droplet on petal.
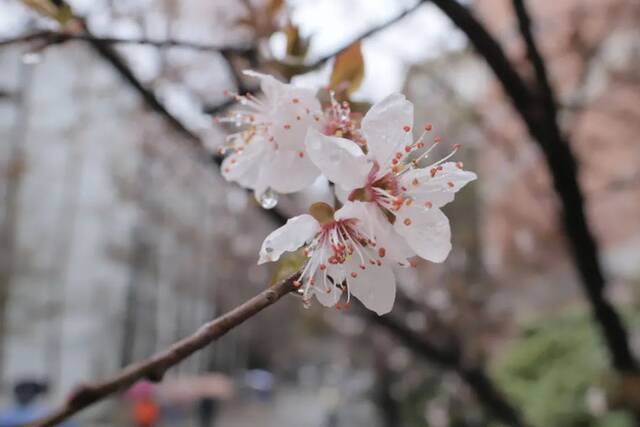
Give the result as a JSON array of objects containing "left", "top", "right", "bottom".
[
  {"left": 257, "top": 188, "right": 278, "bottom": 209},
  {"left": 21, "top": 52, "right": 42, "bottom": 65}
]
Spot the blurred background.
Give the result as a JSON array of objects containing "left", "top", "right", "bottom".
[{"left": 0, "top": 0, "right": 639, "bottom": 426}]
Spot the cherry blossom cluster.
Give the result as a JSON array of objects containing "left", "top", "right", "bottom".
[{"left": 219, "top": 71, "right": 476, "bottom": 315}]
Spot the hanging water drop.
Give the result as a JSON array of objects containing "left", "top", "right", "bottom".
[
  {"left": 257, "top": 188, "right": 278, "bottom": 209},
  {"left": 21, "top": 52, "right": 42, "bottom": 65}
]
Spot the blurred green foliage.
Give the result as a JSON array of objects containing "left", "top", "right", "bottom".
[{"left": 493, "top": 309, "right": 639, "bottom": 427}]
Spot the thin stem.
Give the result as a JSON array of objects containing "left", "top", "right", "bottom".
[
  {"left": 203, "top": 0, "right": 428, "bottom": 114},
  {"left": 0, "top": 30, "right": 252, "bottom": 55},
  {"left": 306, "top": 1, "right": 428, "bottom": 70},
  {"left": 370, "top": 313, "right": 527, "bottom": 427},
  {"left": 26, "top": 274, "right": 298, "bottom": 427}
]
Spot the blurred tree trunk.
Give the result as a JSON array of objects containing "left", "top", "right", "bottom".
[
  {"left": 0, "top": 59, "right": 34, "bottom": 381},
  {"left": 428, "top": 0, "right": 638, "bottom": 374},
  {"left": 373, "top": 348, "right": 401, "bottom": 427}
]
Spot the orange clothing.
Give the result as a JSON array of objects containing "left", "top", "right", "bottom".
[{"left": 133, "top": 399, "right": 159, "bottom": 427}]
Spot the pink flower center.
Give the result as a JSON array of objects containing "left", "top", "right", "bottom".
[{"left": 348, "top": 162, "right": 405, "bottom": 211}]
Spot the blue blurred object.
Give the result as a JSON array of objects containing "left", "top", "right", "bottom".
[{"left": 0, "top": 380, "right": 77, "bottom": 427}]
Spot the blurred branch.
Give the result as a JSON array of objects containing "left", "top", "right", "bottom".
[
  {"left": 0, "top": 30, "right": 255, "bottom": 116},
  {"left": 428, "top": 0, "right": 638, "bottom": 373},
  {"left": 428, "top": 0, "right": 534, "bottom": 112},
  {"left": 511, "top": 0, "right": 556, "bottom": 112},
  {"left": 81, "top": 28, "right": 293, "bottom": 228},
  {"left": 84, "top": 34, "right": 204, "bottom": 144},
  {"left": 370, "top": 313, "right": 527, "bottom": 427},
  {"left": 306, "top": 0, "right": 428, "bottom": 70},
  {"left": 204, "top": 0, "right": 429, "bottom": 114},
  {"left": 0, "top": 31, "right": 50, "bottom": 47},
  {"left": 27, "top": 273, "right": 299, "bottom": 427},
  {"left": 0, "top": 30, "right": 254, "bottom": 55}
]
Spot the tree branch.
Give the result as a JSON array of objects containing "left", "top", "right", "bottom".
[
  {"left": 428, "top": 0, "right": 535, "bottom": 116},
  {"left": 27, "top": 274, "right": 299, "bottom": 427},
  {"left": 429, "top": 0, "right": 638, "bottom": 373},
  {"left": 511, "top": 0, "right": 557, "bottom": 109},
  {"left": 509, "top": 0, "right": 638, "bottom": 374},
  {"left": 306, "top": 0, "right": 429, "bottom": 70},
  {"left": 204, "top": 0, "right": 429, "bottom": 114},
  {"left": 369, "top": 313, "right": 527, "bottom": 427},
  {"left": 0, "top": 31, "right": 253, "bottom": 55}
]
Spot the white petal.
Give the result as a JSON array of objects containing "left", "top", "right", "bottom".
[
  {"left": 261, "top": 149, "right": 320, "bottom": 194},
  {"left": 313, "top": 272, "right": 341, "bottom": 308},
  {"left": 243, "top": 70, "right": 285, "bottom": 100},
  {"left": 334, "top": 185, "right": 349, "bottom": 204},
  {"left": 335, "top": 201, "right": 377, "bottom": 246},
  {"left": 346, "top": 258, "right": 396, "bottom": 315},
  {"left": 305, "top": 128, "right": 370, "bottom": 191},
  {"left": 334, "top": 200, "right": 373, "bottom": 226},
  {"left": 335, "top": 201, "right": 414, "bottom": 264},
  {"left": 366, "top": 204, "right": 415, "bottom": 264},
  {"left": 361, "top": 93, "right": 413, "bottom": 169},
  {"left": 394, "top": 206, "right": 451, "bottom": 263},
  {"left": 258, "top": 215, "right": 319, "bottom": 264},
  {"left": 400, "top": 162, "right": 477, "bottom": 208},
  {"left": 268, "top": 101, "right": 323, "bottom": 151},
  {"left": 221, "top": 138, "right": 268, "bottom": 190},
  {"left": 244, "top": 70, "right": 323, "bottom": 151}
]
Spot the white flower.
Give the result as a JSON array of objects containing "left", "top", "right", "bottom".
[
  {"left": 258, "top": 201, "right": 412, "bottom": 315},
  {"left": 219, "top": 71, "right": 324, "bottom": 199},
  {"left": 305, "top": 93, "right": 477, "bottom": 263}
]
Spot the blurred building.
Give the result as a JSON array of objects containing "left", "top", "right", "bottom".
[{"left": 0, "top": 40, "right": 280, "bottom": 409}]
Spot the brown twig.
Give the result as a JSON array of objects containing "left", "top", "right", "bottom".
[
  {"left": 203, "top": 0, "right": 428, "bottom": 114},
  {"left": 0, "top": 30, "right": 253, "bottom": 55},
  {"left": 27, "top": 274, "right": 298, "bottom": 427},
  {"left": 369, "top": 313, "right": 527, "bottom": 427},
  {"left": 306, "top": 0, "right": 428, "bottom": 70}
]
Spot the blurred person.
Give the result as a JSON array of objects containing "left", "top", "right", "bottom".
[
  {"left": 132, "top": 396, "right": 159, "bottom": 427},
  {"left": 0, "top": 380, "right": 77, "bottom": 427},
  {"left": 244, "top": 369, "right": 274, "bottom": 401},
  {"left": 197, "top": 397, "right": 219, "bottom": 427}
]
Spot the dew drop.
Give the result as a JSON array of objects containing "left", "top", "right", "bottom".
[
  {"left": 21, "top": 52, "right": 42, "bottom": 65},
  {"left": 257, "top": 188, "right": 278, "bottom": 209}
]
